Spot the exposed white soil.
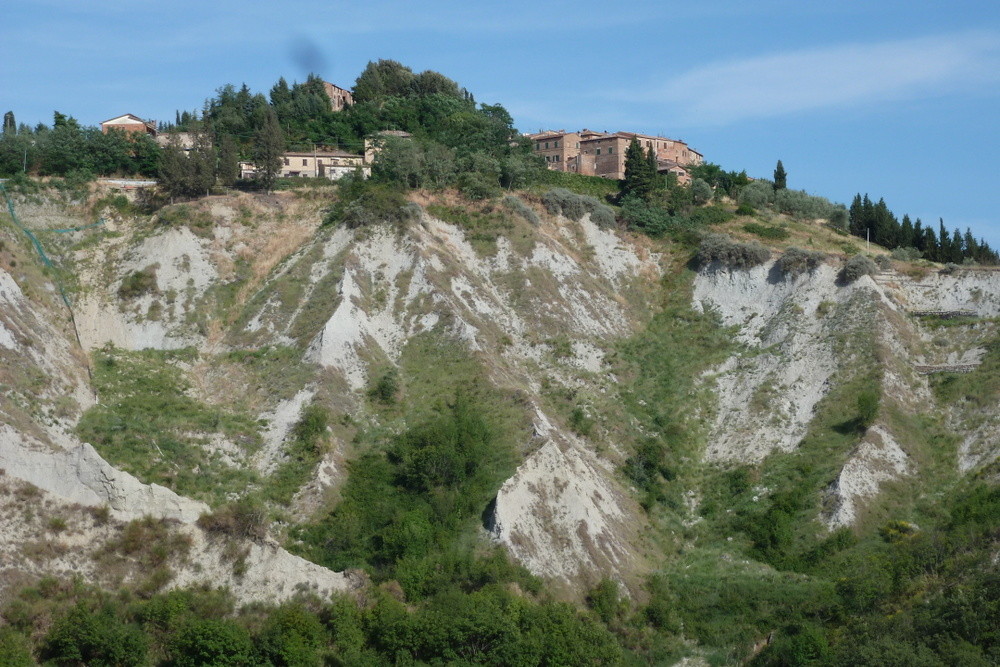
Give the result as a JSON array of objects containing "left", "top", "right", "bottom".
[
  {"left": 823, "top": 425, "right": 911, "bottom": 528},
  {"left": 254, "top": 388, "right": 316, "bottom": 474},
  {"left": 0, "top": 424, "right": 207, "bottom": 523},
  {"left": 888, "top": 269, "right": 1000, "bottom": 316},
  {"left": 488, "top": 436, "right": 643, "bottom": 587},
  {"left": 694, "top": 262, "right": 865, "bottom": 463}
]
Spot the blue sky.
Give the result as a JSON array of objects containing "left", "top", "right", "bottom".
[{"left": 3, "top": 0, "right": 999, "bottom": 247}]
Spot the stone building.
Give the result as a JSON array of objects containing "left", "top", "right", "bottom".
[
  {"left": 100, "top": 114, "right": 157, "bottom": 137},
  {"left": 323, "top": 82, "right": 354, "bottom": 112},
  {"left": 526, "top": 128, "right": 702, "bottom": 184}
]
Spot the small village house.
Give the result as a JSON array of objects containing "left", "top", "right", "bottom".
[
  {"left": 239, "top": 149, "right": 369, "bottom": 181},
  {"left": 100, "top": 114, "right": 157, "bottom": 137}
]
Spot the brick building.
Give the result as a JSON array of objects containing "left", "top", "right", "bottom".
[
  {"left": 100, "top": 114, "right": 157, "bottom": 137},
  {"left": 323, "top": 82, "right": 354, "bottom": 112},
  {"left": 527, "top": 128, "right": 702, "bottom": 183}
]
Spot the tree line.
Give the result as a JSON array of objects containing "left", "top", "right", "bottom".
[{"left": 849, "top": 194, "right": 998, "bottom": 265}]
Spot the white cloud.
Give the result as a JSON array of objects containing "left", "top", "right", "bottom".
[{"left": 643, "top": 31, "right": 1000, "bottom": 125}]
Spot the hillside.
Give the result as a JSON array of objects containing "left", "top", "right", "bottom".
[{"left": 0, "top": 179, "right": 998, "bottom": 664}]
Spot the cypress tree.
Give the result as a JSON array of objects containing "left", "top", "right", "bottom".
[
  {"left": 3, "top": 111, "right": 15, "bottom": 135},
  {"left": 773, "top": 160, "right": 787, "bottom": 190},
  {"left": 252, "top": 106, "right": 284, "bottom": 192},
  {"left": 621, "top": 137, "right": 651, "bottom": 201},
  {"left": 899, "top": 214, "right": 914, "bottom": 248},
  {"left": 913, "top": 219, "right": 924, "bottom": 252}
]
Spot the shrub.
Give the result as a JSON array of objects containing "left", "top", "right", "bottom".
[
  {"left": 778, "top": 247, "right": 826, "bottom": 275},
  {"left": 501, "top": 195, "right": 540, "bottom": 225},
  {"left": 541, "top": 188, "right": 614, "bottom": 227},
  {"left": 735, "top": 203, "right": 755, "bottom": 216},
  {"left": 369, "top": 369, "right": 400, "bottom": 404},
  {"left": 875, "top": 254, "right": 891, "bottom": 270},
  {"left": 697, "top": 233, "right": 771, "bottom": 269},
  {"left": 737, "top": 181, "right": 774, "bottom": 209},
  {"left": 457, "top": 172, "right": 501, "bottom": 201},
  {"left": 326, "top": 176, "right": 417, "bottom": 229},
  {"left": 197, "top": 501, "right": 268, "bottom": 541},
  {"left": 857, "top": 389, "right": 880, "bottom": 429},
  {"left": 773, "top": 188, "right": 841, "bottom": 220},
  {"left": 118, "top": 265, "right": 158, "bottom": 299},
  {"left": 169, "top": 618, "right": 253, "bottom": 667},
  {"left": 891, "top": 246, "right": 922, "bottom": 261},
  {"left": 691, "top": 178, "right": 713, "bottom": 205},
  {"left": 842, "top": 254, "right": 877, "bottom": 282}
]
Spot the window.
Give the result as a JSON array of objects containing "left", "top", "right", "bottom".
[
  {"left": 554, "top": 141, "right": 559, "bottom": 148},
  {"left": 302, "top": 159, "right": 308, "bottom": 166},
  {"left": 535, "top": 143, "right": 540, "bottom": 150},
  {"left": 608, "top": 147, "right": 614, "bottom": 154},
  {"left": 544, "top": 142, "right": 549, "bottom": 149},
  {"left": 596, "top": 148, "right": 601, "bottom": 156},
  {"left": 576, "top": 142, "right": 580, "bottom": 148}
]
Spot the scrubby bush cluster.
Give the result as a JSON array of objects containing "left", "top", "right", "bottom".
[
  {"left": 697, "top": 233, "right": 772, "bottom": 269},
  {"left": 842, "top": 254, "right": 878, "bottom": 282},
  {"left": 541, "top": 188, "right": 615, "bottom": 228},
  {"left": 325, "top": 175, "right": 419, "bottom": 228},
  {"left": 501, "top": 194, "right": 540, "bottom": 225},
  {"left": 890, "top": 246, "right": 922, "bottom": 261},
  {"left": 778, "top": 247, "right": 826, "bottom": 275}
]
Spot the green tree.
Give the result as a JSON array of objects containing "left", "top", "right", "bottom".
[
  {"left": 252, "top": 106, "right": 284, "bottom": 192},
  {"left": 2, "top": 111, "right": 14, "bottom": 135},
  {"left": 621, "top": 137, "right": 654, "bottom": 201},
  {"left": 216, "top": 134, "right": 239, "bottom": 186},
  {"left": 773, "top": 159, "right": 787, "bottom": 190}
]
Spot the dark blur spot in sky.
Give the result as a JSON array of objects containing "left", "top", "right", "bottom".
[{"left": 289, "top": 37, "right": 327, "bottom": 78}]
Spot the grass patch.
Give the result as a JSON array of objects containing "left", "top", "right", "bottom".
[
  {"left": 426, "top": 203, "right": 516, "bottom": 256},
  {"left": 77, "top": 346, "right": 262, "bottom": 505}
]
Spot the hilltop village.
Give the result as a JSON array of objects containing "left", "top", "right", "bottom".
[{"left": 98, "top": 80, "right": 704, "bottom": 184}]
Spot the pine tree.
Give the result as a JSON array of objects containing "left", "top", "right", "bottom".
[
  {"left": 252, "top": 106, "right": 284, "bottom": 192},
  {"left": 773, "top": 160, "right": 787, "bottom": 190}
]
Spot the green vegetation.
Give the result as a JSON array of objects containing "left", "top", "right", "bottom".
[
  {"left": 77, "top": 346, "right": 261, "bottom": 504},
  {"left": 541, "top": 188, "right": 615, "bottom": 228},
  {"left": 743, "top": 221, "right": 790, "bottom": 240},
  {"left": 843, "top": 253, "right": 878, "bottom": 282},
  {"left": 697, "top": 233, "right": 771, "bottom": 269},
  {"left": 777, "top": 246, "right": 826, "bottom": 275},
  {"left": 2, "top": 578, "right": 623, "bottom": 665},
  {"left": 849, "top": 195, "right": 998, "bottom": 264}
]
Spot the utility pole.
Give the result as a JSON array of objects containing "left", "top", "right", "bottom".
[{"left": 867, "top": 228, "right": 870, "bottom": 252}]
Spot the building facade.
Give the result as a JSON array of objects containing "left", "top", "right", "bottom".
[
  {"left": 239, "top": 150, "right": 369, "bottom": 181},
  {"left": 527, "top": 128, "right": 702, "bottom": 183},
  {"left": 323, "top": 82, "right": 354, "bottom": 112}
]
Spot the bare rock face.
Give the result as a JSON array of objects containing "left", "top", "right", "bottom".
[
  {"left": 823, "top": 425, "right": 912, "bottom": 529},
  {"left": 0, "top": 424, "right": 207, "bottom": 523},
  {"left": 488, "top": 439, "right": 644, "bottom": 591}
]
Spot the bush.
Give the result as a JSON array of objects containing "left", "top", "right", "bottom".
[
  {"left": 541, "top": 188, "right": 614, "bottom": 227},
  {"left": 457, "top": 172, "right": 501, "bottom": 201},
  {"left": 697, "top": 233, "right": 771, "bottom": 269},
  {"left": 891, "top": 246, "right": 922, "bottom": 261},
  {"left": 773, "top": 188, "right": 841, "bottom": 220},
  {"left": 691, "top": 178, "right": 713, "bottom": 205},
  {"left": 169, "top": 618, "right": 254, "bottom": 667},
  {"left": 857, "top": 389, "right": 880, "bottom": 429},
  {"left": 735, "top": 203, "right": 755, "bottom": 216},
  {"left": 117, "top": 265, "right": 158, "bottom": 299},
  {"left": 842, "top": 254, "right": 877, "bottom": 282},
  {"left": 197, "top": 501, "right": 268, "bottom": 541},
  {"left": 501, "top": 195, "right": 540, "bottom": 226},
  {"left": 326, "top": 176, "right": 418, "bottom": 229},
  {"left": 737, "top": 180, "right": 774, "bottom": 208},
  {"left": 778, "top": 247, "right": 826, "bottom": 275},
  {"left": 875, "top": 254, "right": 891, "bottom": 270}
]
